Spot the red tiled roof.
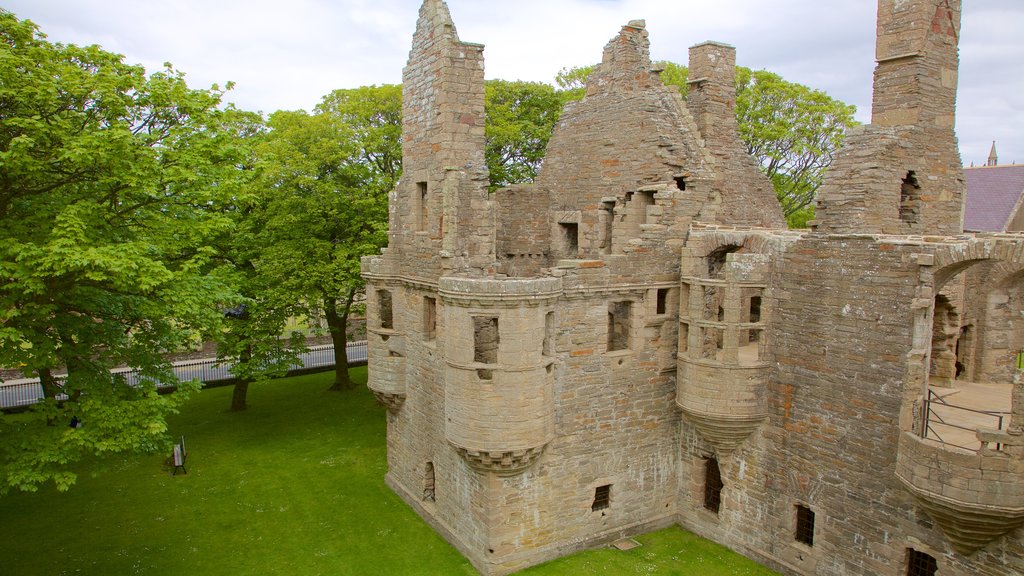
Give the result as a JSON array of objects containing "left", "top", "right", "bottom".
[{"left": 963, "top": 165, "right": 1024, "bottom": 232}]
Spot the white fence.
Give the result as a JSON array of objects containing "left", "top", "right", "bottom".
[{"left": 0, "top": 341, "right": 368, "bottom": 410}]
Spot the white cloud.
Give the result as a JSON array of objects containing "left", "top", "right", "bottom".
[{"left": 5, "top": 0, "right": 1023, "bottom": 165}]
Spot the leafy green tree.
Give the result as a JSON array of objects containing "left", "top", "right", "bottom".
[
  {"left": 484, "top": 80, "right": 567, "bottom": 190},
  {"left": 555, "top": 63, "right": 857, "bottom": 227},
  {"left": 252, "top": 85, "right": 398, "bottom": 391},
  {"left": 199, "top": 110, "right": 309, "bottom": 412},
  {"left": 0, "top": 12, "right": 244, "bottom": 492}
]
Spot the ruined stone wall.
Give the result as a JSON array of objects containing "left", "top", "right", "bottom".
[
  {"left": 495, "top": 184, "right": 550, "bottom": 277},
  {"left": 392, "top": 0, "right": 493, "bottom": 278},
  {"left": 478, "top": 266, "right": 682, "bottom": 574},
  {"left": 535, "top": 21, "right": 715, "bottom": 262},
  {"left": 687, "top": 42, "right": 786, "bottom": 229},
  {"left": 816, "top": 0, "right": 964, "bottom": 236},
  {"left": 673, "top": 234, "right": 1024, "bottom": 576}
]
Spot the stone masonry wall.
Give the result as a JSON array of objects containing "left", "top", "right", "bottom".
[{"left": 687, "top": 42, "right": 786, "bottom": 229}]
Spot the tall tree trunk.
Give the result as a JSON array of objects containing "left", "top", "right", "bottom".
[
  {"left": 231, "top": 378, "right": 251, "bottom": 412},
  {"left": 325, "top": 289, "right": 355, "bottom": 391},
  {"left": 231, "top": 345, "right": 253, "bottom": 411},
  {"left": 38, "top": 367, "right": 61, "bottom": 401}
]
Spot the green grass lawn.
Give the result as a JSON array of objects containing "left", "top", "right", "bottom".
[{"left": 0, "top": 369, "right": 776, "bottom": 575}]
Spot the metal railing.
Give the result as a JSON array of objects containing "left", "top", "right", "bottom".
[
  {"left": 0, "top": 341, "right": 367, "bottom": 410},
  {"left": 922, "top": 387, "right": 1011, "bottom": 452}
]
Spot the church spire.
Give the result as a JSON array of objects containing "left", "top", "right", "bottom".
[{"left": 987, "top": 140, "right": 998, "bottom": 166}]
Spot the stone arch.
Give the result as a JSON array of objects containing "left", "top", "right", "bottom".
[{"left": 904, "top": 237, "right": 1024, "bottom": 434}]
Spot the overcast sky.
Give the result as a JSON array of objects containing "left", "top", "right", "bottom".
[{"left": 6, "top": 0, "right": 1023, "bottom": 166}]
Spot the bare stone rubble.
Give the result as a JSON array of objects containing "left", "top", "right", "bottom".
[{"left": 362, "top": 0, "right": 1024, "bottom": 574}]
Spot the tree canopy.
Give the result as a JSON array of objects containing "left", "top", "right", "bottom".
[
  {"left": 484, "top": 80, "right": 568, "bottom": 191},
  {"left": 0, "top": 12, "right": 247, "bottom": 491},
  {"left": 248, "top": 85, "right": 399, "bottom": 391},
  {"left": 556, "top": 62, "right": 858, "bottom": 227}
]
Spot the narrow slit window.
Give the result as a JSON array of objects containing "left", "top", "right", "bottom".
[
  {"left": 474, "top": 316, "right": 499, "bottom": 380},
  {"left": 601, "top": 201, "right": 615, "bottom": 255},
  {"left": 423, "top": 462, "right": 435, "bottom": 502},
  {"left": 592, "top": 484, "right": 611, "bottom": 511},
  {"left": 795, "top": 505, "right": 815, "bottom": 546},
  {"left": 679, "top": 323, "right": 689, "bottom": 354},
  {"left": 703, "top": 458, "right": 723, "bottom": 513},
  {"left": 543, "top": 312, "right": 555, "bottom": 357},
  {"left": 417, "top": 182, "right": 429, "bottom": 231},
  {"left": 656, "top": 288, "right": 669, "bottom": 315},
  {"left": 378, "top": 290, "right": 393, "bottom": 330},
  {"left": 423, "top": 296, "right": 437, "bottom": 341},
  {"left": 607, "top": 301, "right": 631, "bottom": 352},
  {"left": 906, "top": 548, "right": 938, "bottom": 576}
]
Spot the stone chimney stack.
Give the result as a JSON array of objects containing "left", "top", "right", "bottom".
[
  {"left": 392, "top": 0, "right": 493, "bottom": 273},
  {"left": 872, "top": 0, "right": 961, "bottom": 130},
  {"left": 686, "top": 42, "right": 786, "bottom": 228},
  {"left": 687, "top": 42, "right": 739, "bottom": 150},
  {"left": 814, "top": 0, "right": 965, "bottom": 236}
]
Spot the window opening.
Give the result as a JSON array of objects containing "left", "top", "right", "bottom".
[
  {"left": 607, "top": 301, "right": 631, "bottom": 352},
  {"left": 707, "top": 245, "right": 741, "bottom": 279},
  {"left": 899, "top": 171, "right": 922, "bottom": 224},
  {"left": 674, "top": 175, "right": 687, "bottom": 191},
  {"left": 423, "top": 296, "right": 436, "bottom": 341},
  {"left": 906, "top": 548, "right": 938, "bottom": 576},
  {"left": 656, "top": 288, "right": 669, "bottom": 315},
  {"left": 378, "top": 290, "right": 393, "bottom": 330},
  {"left": 703, "top": 458, "right": 723, "bottom": 513},
  {"left": 795, "top": 505, "right": 815, "bottom": 546},
  {"left": 679, "top": 323, "right": 689, "bottom": 354},
  {"left": 700, "top": 327, "right": 724, "bottom": 360},
  {"left": 592, "top": 484, "right": 611, "bottom": 511},
  {"left": 1017, "top": 350, "right": 1024, "bottom": 371},
  {"left": 417, "top": 182, "right": 429, "bottom": 231},
  {"left": 560, "top": 223, "right": 579, "bottom": 257},
  {"left": 543, "top": 311, "right": 555, "bottom": 357},
  {"left": 423, "top": 462, "right": 436, "bottom": 502},
  {"left": 601, "top": 201, "right": 615, "bottom": 255},
  {"left": 749, "top": 295, "right": 762, "bottom": 323},
  {"left": 474, "top": 316, "right": 499, "bottom": 380}
]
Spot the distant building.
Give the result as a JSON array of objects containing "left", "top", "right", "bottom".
[{"left": 964, "top": 143, "right": 1024, "bottom": 232}]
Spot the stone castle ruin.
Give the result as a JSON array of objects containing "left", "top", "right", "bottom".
[{"left": 361, "top": 1, "right": 1024, "bottom": 574}]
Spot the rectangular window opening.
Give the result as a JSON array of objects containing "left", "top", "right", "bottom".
[
  {"left": 607, "top": 301, "right": 631, "bottom": 352},
  {"left": 378, "top": 289, "right": 393, "bottom": 330},
  {"left": 656, "top": 288, "right": 669, "bottom": 315},
  {"left": 703, "top": 458, "right": 723, "bottom": 514},
  {"left": 474, "top": 316, "right": 499, "bottom": 379},
  {"left": 679, "top": 323, "right": 689, "bottom": 354},
  {"left": 749, "top": 295, "right": 762, "bottom": 323},
  {"left": 423, "top": 461, "right": 435, "bottom": 502},
  {"left": 601, "top": 201, "right": 615, "bottom": 255},
  {"left": 795, "top": 505, "right": 815, "bottom": 546},
  {"left": 423, "top": 296, "right": 437, "bottom": 341},
  {"left": 560, "top": 223, "right": 579, "bottom": 257},
  {"left": 899, "top": 170, "right": 921, "bottom": 224},
  {"left": 543, "top": 311, "right": 555, "bottom": 357},
  {"left": 906, "top": 548, "right": 938, "bottom": 576},
  {"left": 592, "top": 484, "right": 611, "bottom": 511},
  {"left": 417, "top": 182, "right": 429, "bottom": 231}
]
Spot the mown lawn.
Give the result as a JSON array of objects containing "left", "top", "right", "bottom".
[{"left": 0, "top": 368, "right": 776, "bottom": 575}]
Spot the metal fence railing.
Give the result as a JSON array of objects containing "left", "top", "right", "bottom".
[
  {"left": 0, "top": 341, "right": 367, "bottom": 410},
  {"left": 922, "top": 387, "right": 1011, "bottom": 452}
]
